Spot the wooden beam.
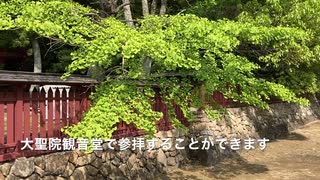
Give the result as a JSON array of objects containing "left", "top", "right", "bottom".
[{"left": 0, "top": 70, "right": 98, "bottom": 85}]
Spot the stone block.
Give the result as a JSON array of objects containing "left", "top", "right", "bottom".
[
  {"left": 76, "top": 153, "right": 96, "bottom": 166},
  {"left": 62, "top": 162, "right": 75, "bottom": 178},
  {"left": 10, "top": 157, "right": 34, "bottom": 178},
  {"left": 69, "top": 167, "right": 88, "bottom": 180},
  {"left": 156, "top": 149, "right": 167, "bottom": 166},
  {"left": 45, "top": 153, "right": 69, "bottom": 175},
  {"left": 0, "top": 163, "right": 12, "bottom": 176}
]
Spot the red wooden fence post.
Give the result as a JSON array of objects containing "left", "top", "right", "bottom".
[
  {"left": 61, "top": 88, "right": 67, "bottom": 137},
  {"left": 0, "top": 92, "right": 4, "bottom": 145},
  {"left": 68, "top": 88, "right": 75, "bottom": 125},
  {"left": 23, "top": 91, "right": 31, "bottom": 140},
  {"left": 74, "top": 88, "right": 81, "bottom": 124},
  {"left": 31, "top": 89, "right": 39, "bottom": 141},
  {"left": 39, "top": 89, "right": 47, "bottom": 138},
  {"left": 54, "top": 89, "right": 61, "bottom": 138},
  {"left": 14, "top": 84, "right": 24, "bottom": 151},
  {"left": 6, "top": 91, "right": 15, "bottom": 146},
  {"left": 47, "top": 88, "right": 54, "bottom": 137},
  {"left": 81, "top": 90, "right": 89, "bottom": 113}
]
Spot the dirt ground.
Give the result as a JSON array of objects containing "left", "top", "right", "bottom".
[{"left": 157, "top": 121, "right": 320, "bottom": 180}]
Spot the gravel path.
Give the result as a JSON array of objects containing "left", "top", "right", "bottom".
[{"left": 158, "top": 121, "right": 320, "bottom": 180}]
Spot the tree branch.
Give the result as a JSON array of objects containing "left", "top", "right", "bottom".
[{"left": 115, "top": 2, "right": 131, "bottom": 13}]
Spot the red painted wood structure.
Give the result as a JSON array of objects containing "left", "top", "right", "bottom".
[
  {"left": 112, "top": 90, "right": 190, "bottom": 139},
  {"left": 0, "top": 71, "right": 95, "bottom": 162},
  {"left": 0, "top": 48, "right": 27, "bottom": 64},
  {"left": 112, "top": 90, "right": 283, "bottom": 139},
  {"left": 0, "top": 70, "right": 285, "bottom": 162},
  {"left": 111, "top": 90, "right": 243, "bottom": 139}
]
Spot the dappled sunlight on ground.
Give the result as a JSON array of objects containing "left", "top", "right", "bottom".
[{"left": 157, "top": 121, "right": 320, "bottom": 180}]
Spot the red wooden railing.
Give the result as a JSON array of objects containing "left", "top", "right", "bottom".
[
  {"left": 112, "top": 90, "right": 284, "bottom": 139},
  {"left": 0, "top": 71, "right": 286, "bottom": 162},
  {"left": 111, "top": 91, "right": 231, "bottom": 139},
  {"left": 112, "top": 90, "right": 190, "bottom": 139},
  {"left": 0, "top": 84, "right": 90, "bottom": 162}
]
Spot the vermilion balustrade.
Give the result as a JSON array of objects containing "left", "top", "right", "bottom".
[
  {"left": 0, "top": 72, "right": 284, "bottom": 162},
  {"left": 0, "top": 84, "right": 90, "bottom": 162}
]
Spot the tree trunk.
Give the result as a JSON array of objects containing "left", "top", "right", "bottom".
[
  {"left": 151, "top": 0, "right": 157, "bottom": 14},
  {"left": 30, "top": 37, "right": 42, "bottom": 93},
  {"left": 159, "top": 0, "right": 167, "bottom": 15},
  {"left": 109, "top": 0, "right": 118, "bottom": 14},
  {"left": 141, "top": 0, "right": 149, "bottom": 16},
  {"left": 122, "top": 0, "right": 134, "bottom": 28},
  {"left": 142, "top": 56, "right": 152, "bottom": 77},
  {"left": 32, "top": 37, "right": 41, "bottom": 73},
  {"left": 141, "top": 0, "right": 152, "bottom": 76}
]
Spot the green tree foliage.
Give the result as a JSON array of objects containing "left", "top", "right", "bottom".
[
  {"left": 0, "top": 0, "right": 314, "bottom": 140},
  {"left": 187, "top": 0, "right": 244, "bottom": 20},
  {"left": 237, "top": 0, "right": 320, "bottom": 94},
  {"left": 0, "top": 30, "right": 30, "bottom": 48}
]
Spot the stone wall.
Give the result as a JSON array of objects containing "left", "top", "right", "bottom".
[
  {"left": 0, "top": 130, "right": 195, "bottom": 180},
  {"left": 187, "top": 95, "right": 320, "bottom": 165},
  {"left": 190, "top": 95, "right": 320, "bottom": 140},
  {"left": 0, "top": 96, "right": 319, "bottom": 180}
]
